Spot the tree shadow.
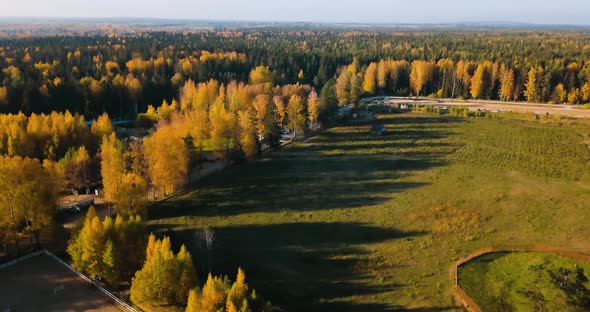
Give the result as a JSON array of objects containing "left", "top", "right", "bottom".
[
  {"left": 150, "top": 222, "right": 430, "bottom": 312},
  {"left": 317, "top": 303, "right": 459, "bottom": 312},
  {"left": 147, "top": 114, "right": 466, "bottom": 310},
  {"left": 150, "top": 155, "right": 433, "bottom": 219},
  {"left": 149, "top": 115, "right": 463, "bottom": 219}
]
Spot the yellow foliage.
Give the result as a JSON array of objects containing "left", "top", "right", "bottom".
[
  {"left": 143, "top": 125, "right": 188, "bottom": 195},
  {"left": 0, "top": 86, "right": 7, "bottom": 105},
  {"left": 238, "top": 110, "right": 258, "bottom": 158},
  {"left": 297, "top": 69, "right": 304, "bottom": 80},
  {"left": 307, "top": 90, "right": 320, "bottom": 124},
  {"left": 362, "top": 62, "right": 378, "bottom": 94},
  {"left": 125, "top": 74, "right": 143, "bottom": 101},
  {"left": 91, "top": 113, "right": 114, "bottom": 139},
  {"left": 0, "top": 155, "right": 60, "bottom": 245},
  {"left": 201, "top": 274, "right": 229, "bottom": 312},
  {"left": 410, "top": 60, "right": 435, "bottom": 96},
  {"left": 105, "top": 61, "right": 120, "bottom": 74},
  {"left": 113, "top": 173, "right": 147, "bottom": 217},
  {"left": 100, "top": 133, "right": 125, "bottom": 203},
  {"left": 249, "top": 66, "right": 274, "bottom": 85},
  {"left": 524, "top": 67, "right": 539, "bottom": 103}
]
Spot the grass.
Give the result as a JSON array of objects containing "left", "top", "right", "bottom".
[
  {"left": 459, "top": 252, "right": 590, "bottom": 311},
  {"left": 148, "top": 112, "right": 590, "bottom": 311}
]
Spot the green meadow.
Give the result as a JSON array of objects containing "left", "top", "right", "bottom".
[
  {"left": 149, "top": 112, "right": 590, "bottom": 311},
  {"left": 459, "top": 252, "right": 590, "bottom": 311}
]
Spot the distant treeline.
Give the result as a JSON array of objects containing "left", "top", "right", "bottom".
[
  {"left": 336, "top": 57, "right": 590, "bottom": 105},
  {"left": 1, "top": 30, "right": 590, "bottom": 117}
]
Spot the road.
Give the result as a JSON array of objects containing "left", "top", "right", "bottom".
[
  {"left": 58, "top": 195, "right": 110, "bottom": 229},
  {"left": 362, "top": 96, "right": 590, "bottom": 118}
]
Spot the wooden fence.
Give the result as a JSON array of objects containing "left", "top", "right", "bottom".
[{"left": 450, "top": 245, "right": 590, "bottom": 312}]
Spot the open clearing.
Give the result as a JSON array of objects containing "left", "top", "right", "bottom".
[
  {"left": 0, "top": 253, "right": 123, "bottom": 312},
  {"left": 149, "top": 112, "right": 590, "bottom": 311},
  {"left": 459, "top": 252, "right": 590, "bottom": 311}
]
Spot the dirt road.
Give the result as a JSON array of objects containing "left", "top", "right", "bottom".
[{"left": 362, "top": 96, "right": 590, "bottom": 118}]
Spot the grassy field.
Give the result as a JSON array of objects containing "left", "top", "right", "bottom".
[
  {"left": 149, "top": 112, "right": 590, "bottom": 311},
  {"left": 459, "top": 252, "right": 590, "bottom": 311}
]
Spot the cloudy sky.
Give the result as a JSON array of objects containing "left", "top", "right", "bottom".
[{"left": 2, "top": 0, "right": 588, "bottom": 25}]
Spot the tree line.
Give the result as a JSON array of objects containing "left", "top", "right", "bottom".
[
  {"left": 2, "top": 30, "right": 590, "bottom": 118},
  {"left": 0, "top": 67, "right": 332, "bottom": 309},
  {"left": 0, "top": 68, "right": 333, "bottom": 251},
  {"left": 336, "top": 57, "right": 590, "bottom": 104}
]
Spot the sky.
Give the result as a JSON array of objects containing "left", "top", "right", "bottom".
[{"left": 2, "top": 0, "right": 589, "bottom": 25}]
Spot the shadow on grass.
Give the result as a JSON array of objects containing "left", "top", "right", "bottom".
[
  {"left": 306, "top": 128, "right": 454, "bottom": 145},
  {"left": 148, "top": 114, "right": 464, "bottom": 311},
  {"left": 322, "top": 304, "right": 458, "bottom": 312},
  {"left": 150, "top": 156, "right": 433, "bottom": 218},
  {"left": 151, "top": 222, "right": 431, "bottom": 312},
  {"left": 150, "top": 116, "right": 463, "bottom": 219}
]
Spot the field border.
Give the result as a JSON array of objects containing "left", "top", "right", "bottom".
[
  {"left": 450, "top": 245, "right": 590, "bottom": 311},
  {"left": 0, "top": 249, "right": 137, "bottom": 312}
]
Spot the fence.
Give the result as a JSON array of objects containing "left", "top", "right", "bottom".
[
  {"left": 0, "top": 249, "right": 45, "bottom": 271},
  {"left": 0, "top": 249, "right": 137, "bottom": 312},
  {"left": 450, "top": 245, "right": 590, "bottom": 312}
]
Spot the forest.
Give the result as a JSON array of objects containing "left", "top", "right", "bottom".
[
  {"left": 1, "top": 27, "right": 590, "bottom": 311},
  {"left": 1, "top": 30, "right": 590, "bottom": 119}
]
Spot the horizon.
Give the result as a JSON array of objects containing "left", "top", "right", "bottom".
[
  {"left": 0, "top": 16, "right": 588, "bottom": 28},
  {"left": 2, "top": 0, "right": 590, "bottom": 26}
]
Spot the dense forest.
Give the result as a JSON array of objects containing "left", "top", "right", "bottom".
[
  {"left": 0, "top": 72, "right": 318, "bottom": 311},
  {"left": 1, "top": 30, "right": 590, "bottom": 118}
]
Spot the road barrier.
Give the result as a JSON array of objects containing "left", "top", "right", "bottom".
[{"left": 450, "top": 245, "right": 590, "bottom": 312}]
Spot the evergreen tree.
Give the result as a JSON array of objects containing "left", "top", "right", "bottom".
[
  {"left": 349, "top": 73, "right": 363, "bottom": 105},
  {"left": 319, "top": 80, "right": 338, "bottom": 121},
  {"left": 102, "top": 239, "right": 119, "bottom": 286}
]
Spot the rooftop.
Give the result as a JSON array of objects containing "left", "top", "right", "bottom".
[{"left": 0, "top": 250, "right": 130, "bottom": 312}]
